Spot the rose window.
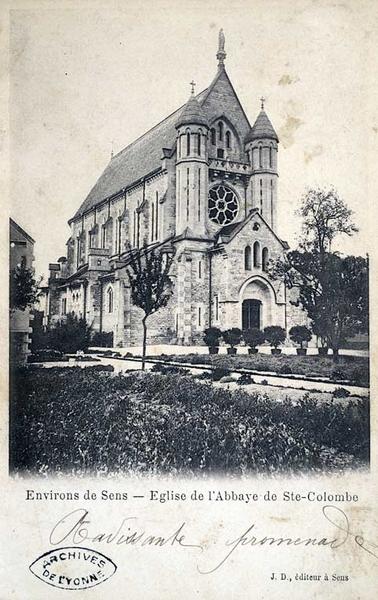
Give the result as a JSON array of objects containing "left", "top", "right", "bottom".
[{"left": 208, "top": 185, "right": 239, "bottom": 225}]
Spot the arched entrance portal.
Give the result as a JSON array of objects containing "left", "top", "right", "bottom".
[{"left": 242, "top": 299, "right": 261, "bottom": 330}]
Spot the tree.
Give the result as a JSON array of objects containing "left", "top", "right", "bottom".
[
  {"left": 243, "top": 327, "right": 265, "bottom": 350},
  {"left": 273, "top": 252, "right": 368, "bottom": 358},
  {"left": 298, "top": 187, "right": 358, "bottom": 254},
  {"left": 10, "top": 262, "right": 40, "bottom": 312},
  {"left": 48, "top": 314, "right": 92, "bottom": 353},
  {"left": 126, "top": 243, "right": 174, "bottom": 370},
  {"left": 289, "top": 325, "right": 312, "bottom": 349},
  {"left": 263, "top": 326, "right": 286, "bottom": 349}
]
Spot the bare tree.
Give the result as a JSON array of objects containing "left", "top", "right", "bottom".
[{"left": 126, "top": 243, "right": 174, "bottom": 370}]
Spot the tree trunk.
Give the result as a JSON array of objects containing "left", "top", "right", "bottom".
[
  {"left": 332, "top": 347, "right": 339, "bottom": 362},
  {"left": 142, "top": 317, "right": 148, "bottom": 371}
]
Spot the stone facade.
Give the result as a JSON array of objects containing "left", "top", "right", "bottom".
[{"left": 42, "top": 32, "right": 306, "bottom": 347}]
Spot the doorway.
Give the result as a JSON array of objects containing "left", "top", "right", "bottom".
[{"left": 242, "top": 299, "right": 261, "bottom": 330}]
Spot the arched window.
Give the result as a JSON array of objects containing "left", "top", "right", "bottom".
[
  {"left": 211, "top": 128, "right": 216, "bottom": 145},
  {"left": 262, "top": 247, "right": 269, "bottom": 271},
  {"left": 218, "top": 121, "right": 223, "bottom": 141},
  {"left": 259, "top": 145, "right": 263, "bottom": 168},
  {"left": 226, "top": 131, "right": 231, "bottom": 148},
  {"left": 101, "top": 225, "right": 106, "bottom": 249},
  {"left": 107, "top": 287, "right": 113, "bottom": 313},
  {"left": 186, "top": 132, "right": 191, "bottom": 155},
  {"left": 269, "top": 146, "right": 273, "bottom": 168},
  {"left": 197, "top": 133, "right": 201, "bottom": 155},
  {"left": 253, "top": 241, "right": 260, "bottom": 268},
  {"left": 244, "top": 245, "right": 252, "bottom": 270}
]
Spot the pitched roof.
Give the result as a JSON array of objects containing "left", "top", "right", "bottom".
[
  {"left": 246, "top": 109, "right": 279, "bottom": 143},
  {"left": 72, "top": 89, "right": 208, "bottom": 221},
  {"left": 9, "top": 218, "right": 35, "bottom": 244},
  {"left": 215, "top": 209, "right": 288, "bottom": 248}
]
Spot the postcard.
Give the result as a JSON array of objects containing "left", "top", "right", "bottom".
[{"left": 2, "top": 1, "right": 377, "bottom": 598}]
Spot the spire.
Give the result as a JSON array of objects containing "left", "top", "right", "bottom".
[
  {"left": 216, "top": 28, "right": 226, "bottom": 69},
  {"left": 245, "top": 99, "right": 279, "bottom": 143},
  {"left": 175, "top": 92, "right": 209, "bottom": 129}
]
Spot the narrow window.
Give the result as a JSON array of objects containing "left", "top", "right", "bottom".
[
  {"left": 101, "top": 225, "right": 106, "bottom": 249},
  {"left": 253, "top": 241, "right": 260, "bottom": 268},
  {"left": 198, "top": 259, "right": 202, "bottom": 279},
  {"left": 198, "top": 306, "right": 202, "bottom": 327},
  {"left": 186, "top": 132, "right": 191, "bottom": 155},
  {"left": 186, "top": 168, "right": 190, "bottom": 221},
  {"left": 133, "top": 211, "right": 136, "bottom": 247},
  {"left": 218, "top": 121, "right": 223, "bottom": 141},
  {"left": 151, "top": 202, "right": 155, "bottom": 242},
  {"left": 62, "top": 298, "right": 67, "bottom": 315},
  {"left": 197, "top": 133, "right": 201, "bottom": 155},
  {"left": 214, "top": 294, "right": 219, "bottom": 321},
  {"left": 226, "top": 131, "right": 231, "bottom": 148},
  {"left": 244, "top": 246, "right": 252, "bottom": 270},
  {"left": 262, "top": 247, "right": 269, "bottom": 272},
  {"left": 271, "top": 179, "right": 274, "bottom": 226},
  {"left": 269, "top": 146, "right": 273, "bottom": 168},
  {"left": 198, "top": 168, "right": 201, "bottom": 221},
  {"left": 178, "top": 135, "right": 182, "bottom": 158},
  {"left": 211, "top": 128, "right": 216, "bottom": 145},
  {"left": 260, "top": 179, "right": 263, "bottom": 214},
  {"left": 118, "top": 218, "right": 122, "bottom": 254},
  {"left": 259, "top": 146, "right": 262, "bottom": 168},
  {"left": 107, "top": 287, "right": 113, "bottom": 313},
  {"left": 155, "top": 192, "right": 159, "bottom": 241},
  {"left": 217, "top": 148, "right": 224, "bottom": 159}
]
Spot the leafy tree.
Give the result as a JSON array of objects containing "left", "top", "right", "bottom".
[
  {"left": 298, "top": 187, "right": 358, "bottom": 254},
  {"left": 48, "top": 313, "right": 92, "bottom": 353},
  {"left": 263, "top": 326, "right": 286, "bottom": 349},
  {"left": 126, "top": 243, "right": 174, "bottom": 370},
  {"left": 289, "top": 325, "right": 312, "bottom": 349},
  {"left": 10, "top": 262, "right": 40, "bottom": 312},
  {"left": 222, "top": 328, "right": 242, "bottom": 349},
  {"left": 243, "top": 327, "right": 265, "bottom": 349}
]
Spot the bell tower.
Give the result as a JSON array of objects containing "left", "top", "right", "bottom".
[
  {"left": 175, "top": 83, "right": 209, "bottom": 236},
  {"left": 245, "top": 98, "right": 279, "bottom": 230}
]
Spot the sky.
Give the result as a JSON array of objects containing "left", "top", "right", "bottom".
[{"left": 8, "top": 0, "right": 378, "bottom": 279}]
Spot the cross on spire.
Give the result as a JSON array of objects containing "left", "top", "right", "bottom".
[
  {"left": 260, "top": 96, "right": 266, "bottom": 110},
  {"left": 190, "top": 80, "right": 196, "bottom": 96}
]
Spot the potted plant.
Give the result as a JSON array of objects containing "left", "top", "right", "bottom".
[
  {"left": 243, "top": 327, "right": 265, "bottom": 354},
  {"left": 222, "top": 328, "right": 242, "bottom": 355},
  {"left": 289, "top": 325, "right": 312, "bottom": 356},
  {"left": 263, "top": 325, "right": 286, "bottom": 355},
  {"left": 203, "top": 327, "right": 222, "bottom": 354}
]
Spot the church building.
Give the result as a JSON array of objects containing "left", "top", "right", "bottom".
[{"left": 44, "top": 31, "right": 305, "bottom": 347}]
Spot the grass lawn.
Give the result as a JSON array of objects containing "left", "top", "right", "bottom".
[
  {"left": 152, "top": 353, "right": 369, "bottom": 386},
  {"left": 10, "top": 366, "right": 369, "bottom": 476}
]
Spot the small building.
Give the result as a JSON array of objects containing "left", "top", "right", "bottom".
[{"left": 9, "top": 219, "right": 35, "bottom": 364}]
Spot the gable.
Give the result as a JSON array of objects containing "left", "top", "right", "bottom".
[
  {"left": 200, "top": 69, "right": 251, "bottom": 148},
  {"left": 216, "top": 210, "right": 287, "bottom": 251}
]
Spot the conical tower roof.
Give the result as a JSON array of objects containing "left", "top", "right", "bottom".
[
  {"left": 246, "top": 109, "right": 278, "bottom": 143},
  {"left": 176, "top": 94, "right": 209, "bottom": 129}
]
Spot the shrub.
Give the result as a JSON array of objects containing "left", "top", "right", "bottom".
[
  {"left": 203, "top": 327, "right": 222, "bottom": 347},
  {"left": 333, "top": 387, "right": 351, "bottom": 398},
  {"left": 279, "top": 364, "right": 293, "bottom": 375},
  {"left": 243, "top": 327, "right": 265, "bottom": 349},
  {"left": 91, "top": 331, "right": 114, "bottom": 348},
  {"left": 151, "top": 363, "right": 187, "bottom": 376},
  {"left": 222, "top": 328, "right": 242, "bottom": 348},
  {"left": 260, "top": 379, "right": 268, "bottom": 385},
  {"left": 264, "top": 326, "right": 286, "bottom": 348},
  {"left": 289, "top": 325, "right": 312, "bottom": 348},
  {"left": 212, "top": 367, "right": 231, "bottom": 381},
  {"left": 238, "top": 374, "right": 255, "bottom": 385}
]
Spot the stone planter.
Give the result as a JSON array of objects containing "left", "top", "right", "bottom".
[
  {"left": 271, "top": 348, "right": 282, "bottom": 355},
  {"left": 208, "top": 346, "right": 219, "bottom": 355},
  {"left": 248, "top": 348, "right": 258, "bottom": 354},
  {"left": 318, "top": 347, "right": 329, "bottom": 356},
  {"left": 227, "top": 347, "right": 237, "bottom": 355},
  {"left": 296, "top": 348, "right": 307, "bottom": 356}
]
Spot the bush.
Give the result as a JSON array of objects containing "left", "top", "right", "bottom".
[
  {"left": 212, "top": 367, "right": 231, "bottom": 381},
  {"left": 264, "top": 326, "right": 286, "bottom": 348},
  {"left": 238, "top": 374, "right": 255, "bottom": 385},
  {"left": 91, "top": 331, "right": 114, "bottom": 348},
  {"left": 151, "top": 363, "right": 187, "bottom": 376},
  {"left": 203, "top": 327, "right": 222, "bottom": 347},
  {"left": 289, "top": 325, "right": 312, "bottom": 348},
  {"left": 243, "top": 328, "right": 265, "bottom": 349},
  {"left": 333, "top": 387, "right": 351, "bottom": 398},
  {"left": 222, "top": 328, "right": 242, "bottom": 348},
  {"left": 279, "top": 364, "right": 293, "bottom": 375}
]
